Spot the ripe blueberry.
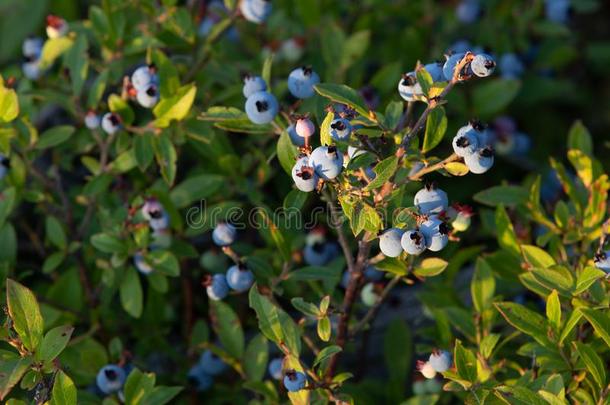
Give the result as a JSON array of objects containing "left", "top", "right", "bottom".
[
  {"left": 286, "top": 124, "right": 305, "bottom": 146},
  {"left": 22, "top": 59, "right": 42, "bottom": 80},
  {"left": 187, "top": 364, "right": 213, "bottom": 391},
  {"left": 226, "top": 264, "right": 254, "bottom": 292},
  {"left": 205, "top": 273, "right": 230, "bottom": 301},
  {"left": 245, "top": 91, "right": 279, "bottom": 124},
  {"left": 498, "top": 53, "right": 524, "bottom": 79},
  {"left": 456, "top": 0, "right": 480, "bottom": 24},
  {"left": 329, "top": 118, "right": 352, "bottom": 141},
  {"left": 379, "top": 228, "right": 405, "bottom": 258},
  {"left": 397, "top": 72, "right": 422, "bottom": 102},
  {"left": 292, "top": 156, "right": 319, "bottom": 192},
  {"left": 429, "top": 350, "right": 452, "bottom": 372},
  {"left": 288, "top": 66, "right": 320, "bottom": 99},
  {"left": 142, "top": 199, "right": 170, "bottom": 230},
  {"left": 136, "top": 85, "right": 159, "bottom": 108},
  {"left": 309, "top": 145, "right": 344, "bottom": 180},
  {"left": 401, "top": 230, "right": 427, "bottom": 255},
  {"left": 420, "top": 216, "right": 449, "bottom": 252},
  {"left": 268, "top": 357, "right": 283, "bottom": 380},
  {"left": 414, "top": 184, "right": 448, "bottom": 215},
  {"left": 133, "top": 252, "right": 153, "bottom": 275},
  {"left": 303, "top": 240, "right": 338, "bottom": 266},
  {"left": 85, "top": 110, "right": 101, "bottom": 130},
  {"left": 424, "top": 61, "right": 446, "bottom": 82},
  {"left": 96, "top": 364, "right": 126, "bottom": 395},
  {"left": 199, "top": 350, "right": 227, "bottom": 376},
  {"left": 464, "top": 146, "right": 494, "bottom": 174},
  {"left": 101, "top": 113, "right": 122, "bottom": 135},
  {"left": 471, "top": 53, "right": 496, "bottom": 77},
  {"left": 243, "top": 75, "right": 267, "bottom": 98},
  {"left": 131, "top": 65, "right": 159, "bottom": 92},
  {"left": 212, "top": 222, "right": 237, "bottom": 246},
  {"left": 442, "top": 52, "right": 466, "bottom": 81},
  {"left": 22, "top": 37, "right": 43, "bottom": 59},
  {"left": 594, "top": 251, "right": 610, "bottom": 273},
  {"left": 283, "top": 370, "right": 306, "bottom": 392},
  {"left": 452, "top": 125, "right": 480, "bottom": 157},
  {"left": 240, "top": 0, "right": 272, "bottom": 24}
]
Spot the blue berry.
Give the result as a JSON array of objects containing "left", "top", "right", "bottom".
[
  {"left": 594, "top": 251, "right": 610, "bottom": 273},
  {"left": 379, "top": 228, "right": 404, "bottom": 258},
  {"left": 243, "top": 75, "right": 267, "bottom": 98},
  {"left": 96, "top": 364, "right": 126, "bottom": 395},
  {"left": 187, "top": 364, "right": 213, "bottom": 391},
  {"left": 545, "top": 0, "right": 570, "bottom": 24},
  {"left": 206, "top": 274, "right": 229, "bottom": 301},
  {"left": 268, "top": 357, "right": 283, "bottom": 380},
  {"left": 442, "top": 53, "right": 466, "bottom": 81},
  {"left": 452, "top": 125, "right": 480, "bottom": 157},
  {"left": 226, "top": 264, "right": 254, "bottom": 292},
  {"left": 414, "top": 184, "right": 448, "bottom": 215},
  {"left": 401, "top": 230, "right": 426, "bottom": 255},
  {"left": 420, "top": 216, "right": 449, "bottom": 252},
  {"left": 329, "top": 118, "right": 352, "bottom": 141},
  {"left": 456, "top": 0, "right": 480, "bottom": 23},
  {"left": 101, "top": 113, "right": 122, "bottom": 135},
  {"left": 397, "top": 72, "right": 422, "bottom": 102},
  {"left": 292, "top": 156, "right": 319, "bottom": 193},
  {"left": 136, "top": 85, "right": 159, "bottom": 108},
  {"left": 142, "top": 199, "right": 169, "bottom": 230},
  {"left": 287, "top": 124, "right": 305, "bottom": 146},
  {"left": 131, "top": 65, "right": 158, "bottom": 92},
  {"left": 240, "top": 0, "right": 272, "bottom": 24},
  {"left": 212, "top": 223, "right": 236, "bottom": 246},
  {"left": 0, "top": 155, "right": 9, "bottom": 180},
  {"left": 22, "top": 60, "right": 42, "bottom": 80},
  {"left": 22, "top": 37, "right": 43, "bottom": 59},
  {"left": 199, "top": 350, "right": 227, "bottom": 376},
  {"left": 85, "top": 111, "right": 101, "bottom": 130},
  {"left": 423, "top": 62, "right": 445, "bottom": 82},
  {"left": 364, "top": 265, "right": 384, "bottom": 282},
  {"left": 133, "top": 252, "right": 153, "bottom": 275},
  {"left": 283, "top": 370, "right": 306, "bottom": 392},
  {"left": 429, "top": 350, "right": 452, "bottom": 372},
  {"left": 471, "top": 53, "right": 496, "bottom": 78},
  {"left": 498, "top": 53, "right": 524, "bottom": 79},
  {"left": 464, "top": 146, "right": 494, "bottom": 174},
  {"left": 303, "top": 241, "right": 338, "bottom": 266},
  {"left": 309, "top": 145, "right": 344, "bottom": 180},
  {"left": 245, "top": 91, "right": 279, "bottom": 124},
  {"left": 288, "top": 66, "right": 320, "bottom": 99}
]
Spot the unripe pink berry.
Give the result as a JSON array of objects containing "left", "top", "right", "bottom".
[{"left": 295, "top": 118, "right": 315, "bottom": 138}]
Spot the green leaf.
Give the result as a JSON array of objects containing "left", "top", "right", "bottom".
[
  {"left": 495, "top": 205, "right": 520, "bottom": 257},
  {"left": 495, "top": 302, "right": 550, "bottom": 346},
  {"left": 0, "top": 356, "right": 34, "bottom": 401},
  {"left": 286, "top": 266, "right": 341, "bottom": 283},
  {"left": 154, "top": 133, "right": 177, "bottom": 185},
  {"left": 36, "top": 125, "right": 75, "bottom": 149},
  {"left": 342, "top": 30, "right": 370, "bottom": 69},
  {"left": 416, "top": 67, "right": 434, "bottom": 97},
  {"left": 567, "top": 120, "right": 592, "bottom": 156},
  {"left": 473, "top": 185, "right": 528, "bottom": 207},
  {"left": 319, "top": 110, "right": 334, "bottom": 146},
  {"left": 580, "top": 308, "right": 610, "bottom": 348},
  {"left": 134, "top": 134, "right": 154, "bottom": 172},
  {"left": 142, "top": 386, "right": 183, "bottom": 405},
  {"left": 314, "top": 83, "right": 369, "bottom": 118},
  {"left": 261, "top": 54, "right": 273, "bottom": 91},
  {"left": 559, "top": 309, "right": 582, "bottom": 345},
  {"left": 37, "top": 325, "right": 74, "bottom": 363},
  {"left": 0, "top": 187, "right": 16, "bottom": 229},
  {"left": 64, "top": 34, "right": 88, "bottom": 96},
  {"left": 147, "top": 251, "right": 180, "bottom": 277},
  {"left": 87, "top": 70, "right": 109, "bottom": 108},
  {"left": 365, "top": 156, "right": 398, "bottom": 190},
  {"left": 313, "top": 345, "right": 342, "bottom": 368},
  {"left": 414, "top": 258, "right": 448, "bottom": 277},
  {"left": 574, "top": 267, "right": 605, "bottom": 295},
  {"left": 170, "top": 174, "right": 223, "bottom": 209},
  {"left": 108, "top": 94, "right": 134, "bottom": 126},
  {"left": 480, "top": 334, "right": 500, "bottom": 359},
  {"left": 277, "top": 128, "right": 298, "bottom": 175},
  {"left": 0, "top": 81, "right": 19, "bottom": 123},
  {"left": 49, "top": 370, "right": 77, "bottom": 405},
  {"left": 283, "top": 189, "right": 309, "bottom": 211},
  {"left": 495, "top": 386, "right": 548, "bottom": 405},
  {"left": 210, "top": 300, "right": 245, "bottom": 359},
  {"left": 444, "top": 161, "right": 469, "bottom": 176},
  {"left": 472, "top": 79, "right": 521, "bottom": 118},
  {"left": 120, "top": 267, "right": 143, "bottom": 318},
  {"left": 45, "top": 216, "right": 67, "bottom": 250},
  {"left": 124, "top": 368, "right": 155, "bottom": 405},
  {"left": 530, "top": 266, "right": 575, "bottom": 296},
  {"left": 471, "top": 258, "right": 495, "bottom": 313},
  {"left": 422, "top": 107, "right": 447, "bottom": 153},
  {"left": 244, "top": 334, "right": 268, "bottom": 382},
  {"left": 454, "top": 340, "right": 477, "bottom": 383},
  {"left": 317, "top": 316, "right": 331, "bottom": 342},
  {"left": 90, "top": 233, "right": 126, "bottom": 254},
  {"left": 546, "top": 290, "right": 561, "bottom": 332},
  {"left": 567, "top": 149, "right": 593, "bottom": 187},
  {"left": 521, "top": 245, "right": 556, "bottom": 268},
  {"left": 6, "top": 279, "right": 43, "bottom": 352},
  {"left": 151, "top": 49, "right": 180, "bottom": 99},
  {"left": 291, "top": 298, "right": 320, "bottom": 317},
  {"left": 383, "top": 101, "right": 403, "bottom": 130},
  {"left": 153, "top": 84, "right": 197, "bottom": 128},
  {"left": 574, "top": 342, "right": 606, "bottom": 388},
  {"left": 39, "top": 37, "right": 73, "bottom": 69}
]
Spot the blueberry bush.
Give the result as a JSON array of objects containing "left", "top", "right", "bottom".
[{"left": 1, "top": 0, "right": 610, "bottom": 404}]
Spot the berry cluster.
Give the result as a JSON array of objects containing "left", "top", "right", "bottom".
[
  {"left": 204, "top": 223, "right": 255, "bottom": 301},
  {"left": 132, "top": 199, "right": 171, "bottom": 275},
  {"left": 417, "top": 350, "right": 452, "bottom": 379},
  {"left": 187, "top": 350, "right": 228, "bottom": 391},
  {"left": 452, "top": 120, "right": 494, "bottom": 174},
  {"left": 129, "top": 65, "right": 160, "bottom": 109},
  {"left": 21, "top": 15, "right": 69, "bottom": 80}
]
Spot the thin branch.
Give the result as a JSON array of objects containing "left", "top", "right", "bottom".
[{"left": 323, "top": 189, "right": 355, "bottom": 272}]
